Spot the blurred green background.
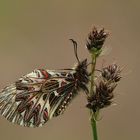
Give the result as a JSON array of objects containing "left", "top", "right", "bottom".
[{"left": 0, "top": 0, "right": 139, "bottom": 140}]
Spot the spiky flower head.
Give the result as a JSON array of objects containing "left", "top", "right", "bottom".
[
  {"left": 86, "top": 64, "right": 121, "bottom": 112},
  {"left": 102, "top": 64, "right": 121, "bottom": 82},
  {"left": 86, "top": 27, "right": 109, "bottom": 55}
]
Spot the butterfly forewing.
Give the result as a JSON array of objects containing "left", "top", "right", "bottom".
[{"left": 0, "top": 69, "right": 77, "bottom": 127}]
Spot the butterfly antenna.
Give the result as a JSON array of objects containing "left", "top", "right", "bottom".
[{"left": 69, "top": 39, "right": 80, "bottom": 63}]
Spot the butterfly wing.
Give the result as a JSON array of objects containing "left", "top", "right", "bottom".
[{"left": 0, "top": 69, "right": 76, "bottom": 127}]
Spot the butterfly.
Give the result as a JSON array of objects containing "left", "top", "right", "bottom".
[{"left": 0, "top": 39, "right": 89, "bottom": 127}]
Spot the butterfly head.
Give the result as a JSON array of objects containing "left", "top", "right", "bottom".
[{"left": 76, "top": 59, "right": 87, "bottom": 71}]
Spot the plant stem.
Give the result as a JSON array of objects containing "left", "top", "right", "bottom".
[
  {"left": 89, "top": 53, "right": 98, "bottom": 140},
  {"left": 91, "top": 117, "right": 98, "bottom": 140},
  {"left": 89, "top": 53, "right": 96, "bottom": 95}
]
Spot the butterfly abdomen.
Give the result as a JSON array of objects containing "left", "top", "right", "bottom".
[{"left": 53, "top": 89, "right": 77, "bottom": 116}]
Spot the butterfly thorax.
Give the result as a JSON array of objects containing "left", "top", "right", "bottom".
[{"left": 73, "top": 59, "right": 89, "bottom": 92}]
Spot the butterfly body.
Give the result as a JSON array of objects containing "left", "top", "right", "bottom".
[{"left": 0, "top": 59, "right": 89, "bottom": 127}]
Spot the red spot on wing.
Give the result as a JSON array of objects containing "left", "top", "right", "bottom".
[
  {"left": 40, "top": 69, "right": 50, "bottom": 79},
  {"left": 61, "top": 81, "right": 67, "bottom": 86},
  {"left": 43, "top": 108, "right": 48, "bottom": 121}
]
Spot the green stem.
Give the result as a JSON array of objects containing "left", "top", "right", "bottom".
[
  {"left": 89, "top": 53, "right": 96, "bottom": 95},
  {"left": 89, "top": 53, "right": 98, "bottom": 140},
  {"left": 91, "top": 117, "right": 98, "bottom": 140}
]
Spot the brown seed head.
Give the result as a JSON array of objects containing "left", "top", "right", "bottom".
[
  {"left": 86, "top": 27, "right": 109, "bottom": 52},
  {"left": 87, "top": 64, "right": 121, "bottom": 112},
  {"left": 102, "top": 64, "right": 121, "bottom": 82}
]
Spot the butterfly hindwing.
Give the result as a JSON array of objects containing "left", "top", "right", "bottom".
[{"left": 0, "top": 69, "right": 77, "bottom": 127}]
